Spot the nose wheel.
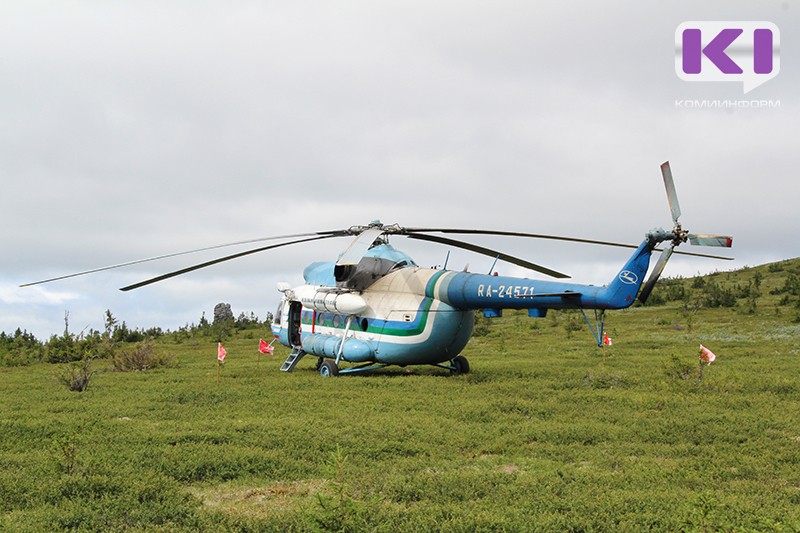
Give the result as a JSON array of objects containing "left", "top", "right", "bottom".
[{"left": 449, "top": 355, "right": 470, "bottom": 376}]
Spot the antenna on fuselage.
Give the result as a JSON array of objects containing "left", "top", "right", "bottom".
[{"left": 487, "top": 255, "right": 500, "bottom": 275}]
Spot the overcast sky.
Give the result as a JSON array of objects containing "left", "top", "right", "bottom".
[{"left": 2, "top": 1, "right": 797, "bottom": 339}]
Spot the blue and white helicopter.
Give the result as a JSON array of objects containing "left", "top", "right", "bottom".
[{"left": 25, "top": 162, "right": 732, "bottom": 376}]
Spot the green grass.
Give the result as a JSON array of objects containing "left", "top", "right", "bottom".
[{"left": 1, "top": 260, "right": 799, "bottom": 531}]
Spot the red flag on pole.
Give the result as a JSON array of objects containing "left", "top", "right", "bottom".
[
  {"left": 603, "top": 332, "right": 613, "bottom": 346},
  {"left": 217, "top": 342, "right": 227, "bottom": 363},
  {"left": 259, "top": 338, "right": 274, "bottom": 355},
  {"left": 699, "top": 344, "right": 716, "bottom": 365}
]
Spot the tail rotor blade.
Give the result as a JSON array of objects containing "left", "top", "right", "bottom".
[
  {"left": 638, "top": 245, "right": 674, "bottom": 304},
  {"left": 661, "top": 161, "right": 682, "bottom": 226},
  {"left": 688, "top": 234, "right": 733, "bottom": 247}
]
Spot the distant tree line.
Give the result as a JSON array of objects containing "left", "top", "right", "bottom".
[
  {"left": 1, "top": 306, "right": 272, "bottom": 367},
  {"left": 645, "top": 260, "right": 800, "bottom": 321}
]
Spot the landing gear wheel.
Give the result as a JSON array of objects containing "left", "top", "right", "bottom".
[
  {"left": 319, "top": 360, "right": 339, "bottom": 377},
  {"left": 450, "top": 355, "right": 470, "bottom": 376}
]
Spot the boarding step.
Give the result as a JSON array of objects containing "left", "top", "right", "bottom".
[{"left": 280, "top": 346, "right": 306, "bottom": 372}]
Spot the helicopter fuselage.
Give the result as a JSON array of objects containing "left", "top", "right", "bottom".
[
  {"left": 273, "top": 266, "right": 476, "bottom": 366},
  {"left": 271, "top": 239, "right": 653, "bottom": 370}
]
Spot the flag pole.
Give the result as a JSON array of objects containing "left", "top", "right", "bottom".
[
  {"left": 698, "top": 345, "right": 706, "bottom": 383},
  {"left": 698, "top": 344, "right": 717, "bottom": 383},
  {"left": 697, "top": 345, "right": 704, "bottom": 383},
  {"left": 600, "top": 320, "right": 607, "bottom": 368},
  {"left": 601, "top": 325, "right": 606, "bottom": 365},
  {"left": 216, "top": 342, "right": 227, "bottom": 383}
]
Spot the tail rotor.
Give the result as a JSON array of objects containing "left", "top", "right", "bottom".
[
  {"left": 638, "top": 244, "right": 674, "bottom": 304},
  {"left": 637, "top": 162, "right": 733, "bottom": 304}
]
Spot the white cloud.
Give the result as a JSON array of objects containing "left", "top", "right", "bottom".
[{"left": 0, "top": 283, "right": 80, "bottom": 306}]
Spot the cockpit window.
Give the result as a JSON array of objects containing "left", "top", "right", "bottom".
[
  {"left": 391, "top": 260, "right": 410, "bottom": 271},
  {"left": 335, "top": 243, "right": 418, "bottom": 290},
  {"left": 338, "top": 257, "right": 415, "bottom": 290}
]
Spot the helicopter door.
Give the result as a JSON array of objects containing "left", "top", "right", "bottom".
[{"left": 288, "top": 301, "right": 303, "bottom": 347}]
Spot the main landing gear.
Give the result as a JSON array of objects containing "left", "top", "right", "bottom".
[
  {"left": 319, "top": 360, "right": 339, "bottom": 377},
  {"left": 317, "top": 356, "right": 471, "bottom": 377}
]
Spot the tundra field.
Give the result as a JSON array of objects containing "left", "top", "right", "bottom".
[{"left": 1, "top": 260, "right": 799, "bottom": 531}]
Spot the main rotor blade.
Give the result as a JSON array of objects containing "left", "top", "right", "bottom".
[
  {"left": 403, "top": 227, "right": 731, "bottom": 260},
  {"left": 120, "top": 235, "right": 342, "bottom": 291},
  {"left": 670, "top": 249, "right": 732, "bottom": 260},
  {"left": 661, "top": 161, "right": 682, "bottom": 226},
  {"left": 336, "top": 228, "right": 386, "bottom": 266},
  {"left": 688, "top": 234, "right": 733, "bottom": 247},
  {"left": 404, "top": 233, "right": 570, "bottom": 279},
  {"left": 408, "top": 227, "right": 735, "bottom": 261},
  {"left": 638, "top": 245, "right": 674, "bottom": 304},
  {"left": 403, "top": 227, "right": 638, "bottom": 250},
  {"left": 21, "top": 230, "right": 346, "bottom": 288}
]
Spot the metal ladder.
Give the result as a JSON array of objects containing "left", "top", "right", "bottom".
[{"left": 280, "top": 346, "right": 306, "bottom": 372}]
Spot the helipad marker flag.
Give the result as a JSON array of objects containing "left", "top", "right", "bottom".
[
  {"left": 603, "top": 333, "right": 613, "bottom": 346},
  {"left": 699, "top": 344, "right": 716, "bottom": 365},
  {"left": 218, "top": 342, "right": 227, "bottom": 363},
  {"left": 259, "top": 339, "right": 274, "bottom": 355}
]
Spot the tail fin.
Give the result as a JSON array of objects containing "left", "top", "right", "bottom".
[{"left": 600, "top": 241, "right": 653, "bottom": 309}]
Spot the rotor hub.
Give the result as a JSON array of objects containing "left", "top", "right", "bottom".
[
  {"left": 346, "top": 221, "right": 403, "bottom": 238},
  {"left": 671, "top": 224, "right": 689, "bottom": 247}
]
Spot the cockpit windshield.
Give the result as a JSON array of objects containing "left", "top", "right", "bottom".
[{"left": 336, "top": 244, "right": 417, "bottom": 290}]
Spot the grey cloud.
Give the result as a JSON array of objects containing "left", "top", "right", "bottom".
[{"left": 1, "top": 1, "right": 796, "bottom": 337}]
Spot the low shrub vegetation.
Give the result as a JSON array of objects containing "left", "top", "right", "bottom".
[
  {"left": 53, "top": 357, "right": 96, "bottom": 392},
  {"left": 111, "top": 341, "right": 174, "bottom": 372}
]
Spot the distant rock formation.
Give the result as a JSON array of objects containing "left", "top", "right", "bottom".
[{"left": 213, "top": 303, "right": 234, "bottom": 324}]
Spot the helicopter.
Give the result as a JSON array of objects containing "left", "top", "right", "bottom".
[{"left": 23, "top": 162, "right": 732, "bottom": 377}]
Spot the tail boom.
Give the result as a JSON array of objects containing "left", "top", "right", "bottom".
[{"left": 428, "top": 241, "right": 653, "bottom": 313}]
